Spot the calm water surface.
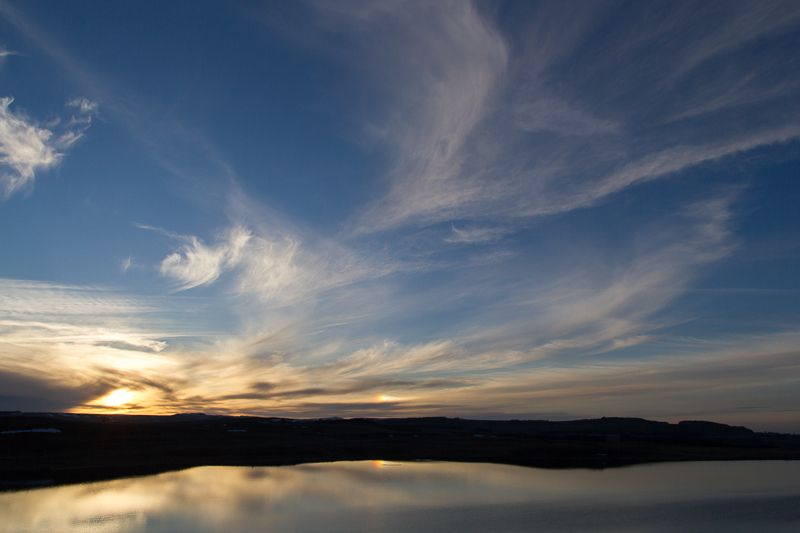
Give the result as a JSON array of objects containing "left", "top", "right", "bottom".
[{"left": 1, "top": 461, "right": 799, "bottom": 532}]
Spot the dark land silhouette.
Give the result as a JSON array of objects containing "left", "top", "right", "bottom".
[{"left": 1, "top": 412, "right": 799, "bottom": 491}]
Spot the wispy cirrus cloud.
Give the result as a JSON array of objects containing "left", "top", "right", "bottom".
[
  {"left": 0, "top": 96, "right": 97, "bottom": 197},
  {"left": 120, "top": 256, "right": 135, "bottom": 273},
  {"left": 312, "top": 1, "right": 800, "bottom": 234},
  {"left": 0, "top": 278, "right": 169, "bottom": 355},
  {"left": 0, "top": 45, "right": 16, "bottom": 59},
  {"left": 445, "top": 224, "right": 508, "bottom": 245},
  {"left": 0, "top": 278, "right": 154, "bottom": 318},
  {"left": 159, "top": 228, "right": 338, "bottom": 303},
  {"left": 148, "top": 220, "right": 370, "bottom": 303},
  {"left": 332, "top": 0, "right": 507, "bottom": 233},
  {"left": 430, "top": 332, "right": 800, "bottom": 431},
  {"left": 147, "top": 191, "right": 741, "bottom": 416},
  {"left": 0, "top": 279, "right": 177, "bottom": 406},
  {"left": 157, "top": 225, "right": 252, "bottom": 291},
  {"left": 0, "top": 1, "right": 239, "bottom": 208},
  {"left": 145, "top": 184, "right": 400, "bottom": 305},
  {"left": 665, "top": 0, "right": 800, "bottom": 79},
  {"left": 67, "top": 97, "right": 98, "bottom": 115},
  {"left": 0, "top": 192, "right": 763, "bottom": 421},
  {"left": 308, "top": 191, "right": 739, "bottom": 384},
  {"left": 0, "top": 97, "right": 62, "bottom": 197},
  {"left": 0, "top": 278, "right": 224, "bottom": 411},
  {"left": 466, "top": 193, "right": 738, "bottom": 356}
]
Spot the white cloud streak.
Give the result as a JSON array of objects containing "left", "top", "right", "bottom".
[
  {"left": 185, "top": 191, "right": 741, "bottom": 410},
  {"left": 120, "top": 256, "right": 134, "bottom": 273},
  {"left": 159, "top": 226, "right": 252, "bottom": 291},
  {"left": 0, "top": 97, "right": 60, "bottom": 196},
  {"left": 321, "top": 0, "right": 800, "bottom": 233},
  {"left": 428, "top": 332, "right": 800, "bottom": 431},
  {"left": 0, "top": 96, "right": 97, "bottom": 197},
  {"left": 0, "top": 279, "right": 175, "bottom": 384},
  {"left": 67, "top": 97, "right": 99, "bottom": 115},
  {"left": 0, "top": 278, "right": 233, "bottom": 411},
  {"left": 152, "top": 216, "right": 376, "bottom": 305},
  {"left": 328, "top": 0, "right": 508, "bottom": 232},
  {"left": 445, "top": 224, "right": 508, "bottom": 245}
]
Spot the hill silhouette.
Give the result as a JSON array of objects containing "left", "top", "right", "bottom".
[{"left": 1, "top": 413, "right": 798, "bottom": 491}]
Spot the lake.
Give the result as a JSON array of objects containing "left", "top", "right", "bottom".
[{"left": 1, "top": 461, "right": 799, "bottom": 532}]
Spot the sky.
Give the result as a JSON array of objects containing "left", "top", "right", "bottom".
[{"left": 0, "top": 0, "right": 799, "bottom": 431}]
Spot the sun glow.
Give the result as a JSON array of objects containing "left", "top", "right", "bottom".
[
  {"left": 376, "top": 394, "right": 400, "bottom": 403},
  {"left": 96, "top": 388, "right": 136, "bottom": 408}
]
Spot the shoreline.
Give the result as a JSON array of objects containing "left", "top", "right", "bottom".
[{"left": 2, "top": 413, "right": 799, "bottom": 492}]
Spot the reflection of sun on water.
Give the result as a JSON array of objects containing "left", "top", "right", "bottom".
[{"left": 371, "top": 460, "right": 402, "bottom": 469}]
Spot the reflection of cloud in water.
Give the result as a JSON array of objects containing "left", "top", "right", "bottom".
[{"left": 1, "top": 461, "right": 799, "bottom": 532}]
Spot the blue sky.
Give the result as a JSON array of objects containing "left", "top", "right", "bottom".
[{"left": 1, "top": 0, "right": 799, "bottom": 430}]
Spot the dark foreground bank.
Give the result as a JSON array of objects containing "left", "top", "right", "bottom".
[{"left": 1, "top": 413, "right": 799, "bottom": 491}]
